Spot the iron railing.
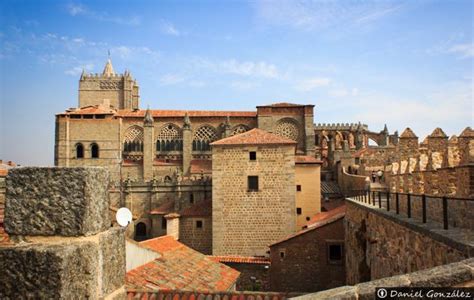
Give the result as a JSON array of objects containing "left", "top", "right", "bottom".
[{"left": 347, "top": 190, "right": 474, "bottom": 230}]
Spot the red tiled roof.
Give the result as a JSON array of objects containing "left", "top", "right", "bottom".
[
  {"left": 295, "top": 155, "right": 322, "bottom": 164},
  {"left": 208, "top": 255, "right": 270, "bottom": 265},
  {"left": 154, "top": 159, "right": 182, "bottom": 166},
  {"left": 60, "top": 105, "right": 116, "bottom": 115},
  {"left": 179, "top": 199, "right": 212, "bottom": 217},
  {"left": 257, "top": 102, "right": 310, "bottom": 108},
  {"left": 211, "top": 128, "right": 297, "bottom": 146},
  {"left": 190, "top": 160, "right": 212, "bottom": 174},
  {"left": 0, "top": 169, "right": 7, "bottom": 177},
  {"left": 270, "top": 206, "right": 345, "bottom": 246},
  {"left": 117, "top": 110, "right": 256, "bottom": 118},
  {"left": 150, "top": 200, "right": 175, "bottom": 215},
  {"left": 127, "top": 236, "right": 240, "bottom": 292},
  {"left": 126, "top": 290, "right": 288, "bottom": 300},
  {"left": 306, "top": 205, "right": 346, "bottom": 227}
]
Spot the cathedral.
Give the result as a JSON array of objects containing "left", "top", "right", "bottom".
[{"left": 54, "top": 59, "right": 392, "bottom": 256}]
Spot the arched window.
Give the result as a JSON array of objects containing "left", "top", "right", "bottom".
[
  {"left": 91, "top": 143, "right": 99, "bottom": 158},
  {"left": 156, "top": 124, "right": 183, "bottom": 152},
  {"left": 231, "top": 124, "right": 250, "bottom": 136},
  {"left": 135, "top": 222, "right": 147, "bottom": 241},
  {"left": 123, "top": 126, "right": 144, "bottom": 153},
  {"left": 275, "top": 118, "right": 300, "bottom": 141},
  {"left": 76, "top": 143, "right": 84, "bottom": 159},
  {"left": 193, "top": 125, "right": 218, "bottom": 151}
]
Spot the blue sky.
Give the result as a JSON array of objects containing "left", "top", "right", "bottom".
[{"left": 0, "top": 0, "right": 472, "bottom": 165}]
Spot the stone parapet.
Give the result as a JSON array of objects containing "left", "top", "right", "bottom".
[
  {"left": 291, "top": 258, "right": 474, "bottom": 300},
  {"left": 5, "top": 167, "right": 110, "bottom": 236}
]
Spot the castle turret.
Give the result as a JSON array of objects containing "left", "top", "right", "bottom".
[{"left": 78, "top": 58, "right": 140, "bottom": 110}]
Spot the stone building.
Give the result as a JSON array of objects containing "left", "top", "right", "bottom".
[{"left": 53, "top": 59, "right": 391, "bottom": 251}]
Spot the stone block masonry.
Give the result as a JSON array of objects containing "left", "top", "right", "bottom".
[
  {"left": 0, "top": 167, "right": 126, "bottom": 299},
  {"left": 5, "top": 167, "right": 110, "bottom": 236}
]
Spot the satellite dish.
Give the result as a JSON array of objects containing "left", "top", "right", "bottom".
[{"left": 116, "top": 207, "right": 132, "bottom": 227}]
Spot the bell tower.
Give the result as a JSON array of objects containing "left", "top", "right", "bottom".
[{"left": 78, "top": 58, "right": 140, "bottom": 110}]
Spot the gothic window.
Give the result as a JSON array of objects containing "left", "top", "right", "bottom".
[
  {"left": 76, "top": 143, "right": 84, "bottom": 159},
  {"left": 193, "top": 125, "right": 218, "bottom": 151},
  {"left": 156, "top": 124, "right": 182, "bottom": 152},
  {"left": 90, "top": 143, "right": 99, "bottom": 158},
  {"left": 231, "top": 124, "right": 250, "bottom": 136},
  {"left": 123, "top": 126, "right": 144, "bottom": 153},
  {"left": 275, "top": 119, "right": 299, "bottom": 141}
]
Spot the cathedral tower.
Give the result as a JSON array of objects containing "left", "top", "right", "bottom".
[{"left": 78, "top": 58, "right": 140, "bottom": 110}]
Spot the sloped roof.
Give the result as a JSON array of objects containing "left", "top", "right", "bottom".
[
  {"left": 60, "top": 105, "right": 116, "bottom": 115},
  {"left": 258, "top": 102, "right": 306, "bottom": 108},
  {"left": 400, "top": 128, "right": 418, "bottom": 138},
  {"left": 295, "top": 155, "right": 323, "bottom": 164},
  {"left": 429, "top": 127, "right": 448, "bottom": 138},
  {"left": 208, "top": 255, "right": 270, "bottom": 265},
  {"left": 306, "top": 205, "right": 346, "bottom": 227},
  {"left": 116, "top": 110, "right": 256, "bottom": 118},
  {"left": 190, "top": 160, "right": 212, "bottom": 174},
  {"left": 127, "top": 236, "right": 240, "bottom": 292},
  {"left": 179, "top": 199, "right": 212, "bottom": 217},
  {"left": 150, "top": 200, "right": 175, "bottom": 215},
  {"left": 269, "top": 206, "right": 345, "bottom": 246},
  {"left": 211, "top": 128, "right": 297, "bottom": 146}
]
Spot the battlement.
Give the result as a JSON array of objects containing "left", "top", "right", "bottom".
[{"left": 314, "top": 122, "right": 369, "bottom": 131}]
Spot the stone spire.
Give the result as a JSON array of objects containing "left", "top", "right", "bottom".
[
  {"left": 383, "top": 124, "right": 389, "bottom": 134},
  {"left": 102, "top": 58, "right": 115, "bottom": 76},
  {"left": 144, "top": 107, "right": 154, "bottom": 126}
]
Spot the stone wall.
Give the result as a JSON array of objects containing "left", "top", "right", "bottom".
[
  {"left": 337, "top": 164, "right": 369, "bottom": 195},
  {"left": 345, "top": 199, "right": 471, "bottom": 285},
  {"left": 212, "top": 145, "right": 296, "bottom": 256},
  {"left": 293, "top": 258, "right": 474, "bottom": 300},
  {"left": 179, "top": 216, "right": 212, "bottom": 255},
  {"left": 0, "top": 167, "right": 126, "bottom": 299},
  {"left": 269, "top": 218, "right": 345, "bottom": 293},
  {"left": 221, "top": 262, "right": 270, "bottom": 291},
  {"left": 295, "top": 163, "right": 321, "bottom": 229}
]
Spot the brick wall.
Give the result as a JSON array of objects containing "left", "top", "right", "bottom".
[{"left": 269, "top": 219, "right": 345, "bottom": 293}]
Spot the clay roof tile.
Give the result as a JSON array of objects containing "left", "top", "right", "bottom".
[{"left": 211, "top": 128, "right": 297, "bottom": 146}]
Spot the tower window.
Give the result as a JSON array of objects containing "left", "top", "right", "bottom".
[
  {"left": 91, "top": 143, "right": 99, "bottom": 158},
  {"left": 190, "top": 194, "right": 194, "bottom": 204},
  {"left": 161, "top": 217, "right": 167, "bottom": 229},
  {"left": 249, "top": 151, "right": 256, "bottom": 161},
  {"left": 76, "top": 143, "right": 84, "bottom": 159},
  {"left": 296, "top": 207, "right": 302, "bottom": 215},
  {"left": 296, "top": 185, "right": 302, "bottom": 191},
  {"left": 279, "top": 249, "right": 286, "bottom": 259},
  {"left": 248, "top": 176, "right": 259, "bottom": 191},
  {"left": 196, "top": 220, "right": 203, "bottom": 229}
]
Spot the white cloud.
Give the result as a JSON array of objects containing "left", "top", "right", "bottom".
[
  {"left": 65, "top": 63, "right": 94, "bottom": 76},
  {"left": 448, "top": 43, "right": 474, "bottom": 58},
  {"left": 219, "top": 59, "right": 279, "bottom": 78},
  {"left": 255, "top": 0, "right": 402, "bottom": 31},
  {"left": 231, "top": 81, "right": 260, "bottom": 90},
  {"left": 66, "top": 3, "right": 141, "bottom": 26},
  {"left": 296, "top": 77, "right": 331, "bottom": 91},
  {"left": 159, "top": 74, "right": 185, "bottom": 85},
  {"left": 160, "top": 21, "right": 181, "bottom": 36}
]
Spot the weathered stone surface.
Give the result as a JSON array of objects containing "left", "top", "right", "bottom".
[
  {"left": 5, "top": 167, "right": 110, "bottom": 236},
  {"left": 100, "top": 227, "right": 126, "bottom": 296},
  {"left": 407, "top": 260, "right": 473, "bottom": 287},
  {"left": 0, "top": 227, "right": 125, "bottom": 299},
  {"left": 291, "top": 286, "right": 357, "bottom": 300},
  {"left": 0, "top": 239, "right": 98, "bottom": 298},
  {"left": 356, "top": 275, "right": 410, "bottom": 300}
]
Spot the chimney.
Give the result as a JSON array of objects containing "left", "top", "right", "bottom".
[{"left": 164, "top": 213, "right": 180, "bottom": 240}]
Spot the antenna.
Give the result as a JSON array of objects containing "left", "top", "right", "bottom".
[{"left": 116, "top": 207, "right": 132, "bottom": 227}]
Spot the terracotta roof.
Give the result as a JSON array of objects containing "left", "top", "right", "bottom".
[
  {"left": 0, "top": 169, "right": 7, "bottom": 177},
  {"left": 400, "top": 127, "right": 418, "bottom": 138},
  {"left": 295, "top": 155, "right": 322, "bottom": 164},
  {"left": 208, "top": 256, "right": 270, "bottom": 265},
  {"left": 116, "top": 109, "right": 256, "bottom": 118},
  {"left": 61, "top": 105, "right": 116, "bottom": 115},
  {"left": 459, "top": 127, "right": 474, "bottom": 138},
  {"left": 306, "top": 205, "right": 346, "bottom": 227},
  {"left": 179, "top": 199, "right": 212, "bottom": 217},
  {"left": 429, "top": 127, "right": 448, "bottom": 138},
  {"left": 154, "top": 159, "right": 181, "bottom": 166},
  {"left": 270, "top": 206, "right": 345, "bottom": 246},
  {"left": 126, "top": 290, "right": 288, "bottom": 300},
  {"left": 150, "top": 200, "right": 175, "bottom": 215},
  {"left": 190, "top": 160, "right": 212, "bottom": 174},
  {"left": 127, "top": 236, "right": 240, "bottom": 292},
  {"left": 211, "top": 128, "right": 297, "bottom": 146}
]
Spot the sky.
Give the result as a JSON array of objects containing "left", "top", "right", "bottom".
[{"left": 0, "top": 0, "right": 472, "bottom": 166}]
